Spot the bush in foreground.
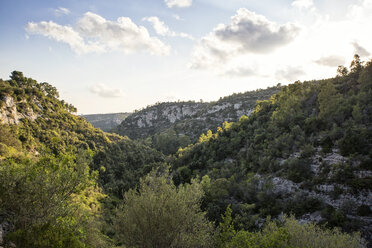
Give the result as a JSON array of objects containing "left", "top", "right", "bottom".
[
  {"left": 218, "top": 206, "right": 366, "bottom": 248},
  {"left": 114, "top": 167, "right": 214, "bottom": 248}
]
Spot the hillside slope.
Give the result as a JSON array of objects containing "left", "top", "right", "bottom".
[
  {"left": 113, "top": 86, "right": 280, "bottom": 142},
  {"left": 0, "top": 70, "right": 165, "bottom": 194},
  {"left": 0, "top": 71, "right": 165, "bottom": 247},
  {"left": 172, "top": 56, "right": 372, "bottom": 244},
  {"left": 0, "top": 71, "right": 128, "bottom": 158}
]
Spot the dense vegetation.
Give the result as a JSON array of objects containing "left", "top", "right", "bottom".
[
  {"left": 0, "top": 57, "right": 370, "bottom": 248},
  {"left": 0, "top": 71, "right": 123, "bottom": 158},
  {"left": 114, "top": 167, "right": 214, "bottom": 248},
  {"left": 113, "top": 86, "right": 280, "bottom": 155},
  {"left": 172, "top": 55, "right": 372, "bottom": 241},
  {"left": 0, "top": 72, "right": 163, "bottom": 247},
  {"left": 218, "top": 206, "right": 366, "bottom": 248}
]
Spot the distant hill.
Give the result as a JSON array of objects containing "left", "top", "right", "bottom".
[
  {"left": 111, "top": 86, "right": 280, "bottom": 155},
  {"left": 113, "top": 86, "right": 281, "bottom": 140},
  {"left": 81, "top": 112, "right": 131, "bottom": 132}
]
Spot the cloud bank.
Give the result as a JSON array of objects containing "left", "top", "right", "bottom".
[
  {"left": 26, "top": 12, "right": 170, "bottom": 55},
  {"left": 190, "top": 8, "right": 300, "bottom": 69}
]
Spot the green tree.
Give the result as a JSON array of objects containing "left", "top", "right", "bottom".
[
  {"left": 350, "top": 54, "right": 363, "bottom": 74},
  {"left": 217, "top": 205, "right": 236, "bottom": 247},
  {"left": 0, "top": 150, "right": 106, "bottom": 248},
  {"left": 114, "top": 167, "right": 214, "bottom": 248},
  {"left": 337, "top": 66, "right": 349, "bottom": 77},
  {"left": 317, "top": 81, "right": 342, "bottom": 123}
]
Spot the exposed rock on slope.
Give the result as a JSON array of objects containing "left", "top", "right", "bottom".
[
  {"left": 0, "top": 71, "right": 123, "bottom": 156},
  {"left": 0, "top": 96, "right": 39, "bottom": 125},
  {"left": 172, "top": 58, "right": 372, "bottom": 246},
  {"left": 114, "top": 86, "right": 280, "bottom": 140}
]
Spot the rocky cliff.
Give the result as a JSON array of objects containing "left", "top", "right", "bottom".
[
  {"left": 0, "top": 95, "right": 39, "bottom": 125},
  {"left": 114, "top": 86, "right": 280, "bottom": 141}
]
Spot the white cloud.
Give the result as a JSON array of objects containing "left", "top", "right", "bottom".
[
  {"left": 54, "top": 7, "right": 70, "bottom": 16},
  {"left": 25, "top": 21, "right": 104, "bottom": 54},
  {"left": 89, "top": 84, "right": 124, "bottom": 98},
  {"left": 351, "top": 41, "right": 370, "bottom": 57},
  {"left": 214, "top": 9, "right": 300, "bottom": 53},
  {"left": 143, "top": 16, "right": 193, "bottom": 39},
  {"left": 190, "top": 8, "right": 300, "bottom": 69},
  {"left": 314, "top": 55, "right": 346, "bottom": 67},
  {"left": 291, "top": 0, "right": 314, "bottom": 9},
  {"left": 25, "top": 12, "right": 170, "bottom": 55},
  {"left": 76, "top": 12, "right": 170, "bottom": 55},
  {"left": 190, "top": 0, "right": 372, "bottom": 83},
  {"left": 143, "top": 16, "right": 169, "bottom": 36},
  {"left": 165, "top": 0, "right": 192, "bottom": 8}
]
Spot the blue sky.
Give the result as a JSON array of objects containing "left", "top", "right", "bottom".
[{"left": 0, "top": 0, "right": 371, "bottom": 114}]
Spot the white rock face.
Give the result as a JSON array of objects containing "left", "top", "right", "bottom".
[
  {"left": 144, "top": 111, "right": 157, "bottom": 125},
  {"left": 308, "top": 188, "right": 372, "bottom": 210},
  {"left": 0, "top": 96, "right": 39, "bottom": 125},
  {"left": 322, "top": 149, "right": 346, "bottom": 165},
  {"left": 236, "top": 109, "right": 253, "bottom": 118},
  {"left": 265, "top": 172, "right": 372, "bottom": 217},
  {"left": 165, "top": 106, "right": 182, "bottom": 123},
  {"left": 4, "top": 95, "right": 14, "bottom": 107},
  {"left": 354, "top": 170, "right": 372, "bottom": 178},
  {"left": 137, "top": 118, "right": 145, "bottom": 128},
  {"left": 0, "top": 96, "right": 19, "bottom": 124},
  {"left": 182, "top": 106, "right": 197, "bottom": 116},
  {"left": 309, "top": 148, "right": 347, "bottom": 175},
  {"left": 271, "top": 177, "right": 299, "bottom": 194},
  {"left": 299, "top": 211, "right": 322, "bottom": 224},
  {"left": 207, "top": 103, "right": 231, "bottom": 114},
  {"left": 132, "top": 104, "right": 203, "bottom": 128},
  {"left": 234, "top": 103, "right": 242, "bottom": 110}
]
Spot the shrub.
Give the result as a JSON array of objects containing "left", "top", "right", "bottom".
[
  {"left": 114, "top": 167, "right": 214, "bottom": 248},
  {"left": 220, "top": 215, "right": 366, "bottom": 248}
]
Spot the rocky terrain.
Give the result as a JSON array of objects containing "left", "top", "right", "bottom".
[
  {"left": 113, "top": 86, "right": 280, "bottom": 141},
  {"left": 0, "top": 95, "right": 39, "bottom": 125}
]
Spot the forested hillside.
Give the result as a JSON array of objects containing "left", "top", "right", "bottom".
[
  {"left": 81, "top": 113, "right": 131, "bottom": 132},
  {"left": 0, "top": 56, "right": 371, "bottom": 248},
  {"left": 113, "top": 86, "right": 280, "bottom": 154},
  {"left": 0, "top": 72, "right": 165, "bottom": 247},
  {"left": 171, "top": 55, "right": 372, "bottom": 244},
  {"left": 0, "top": 71, "right": 126, "bottom": 157}
]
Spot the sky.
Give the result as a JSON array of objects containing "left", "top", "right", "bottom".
[{"left": 0, "top": 0, "right": 371, "bottom": 114}]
